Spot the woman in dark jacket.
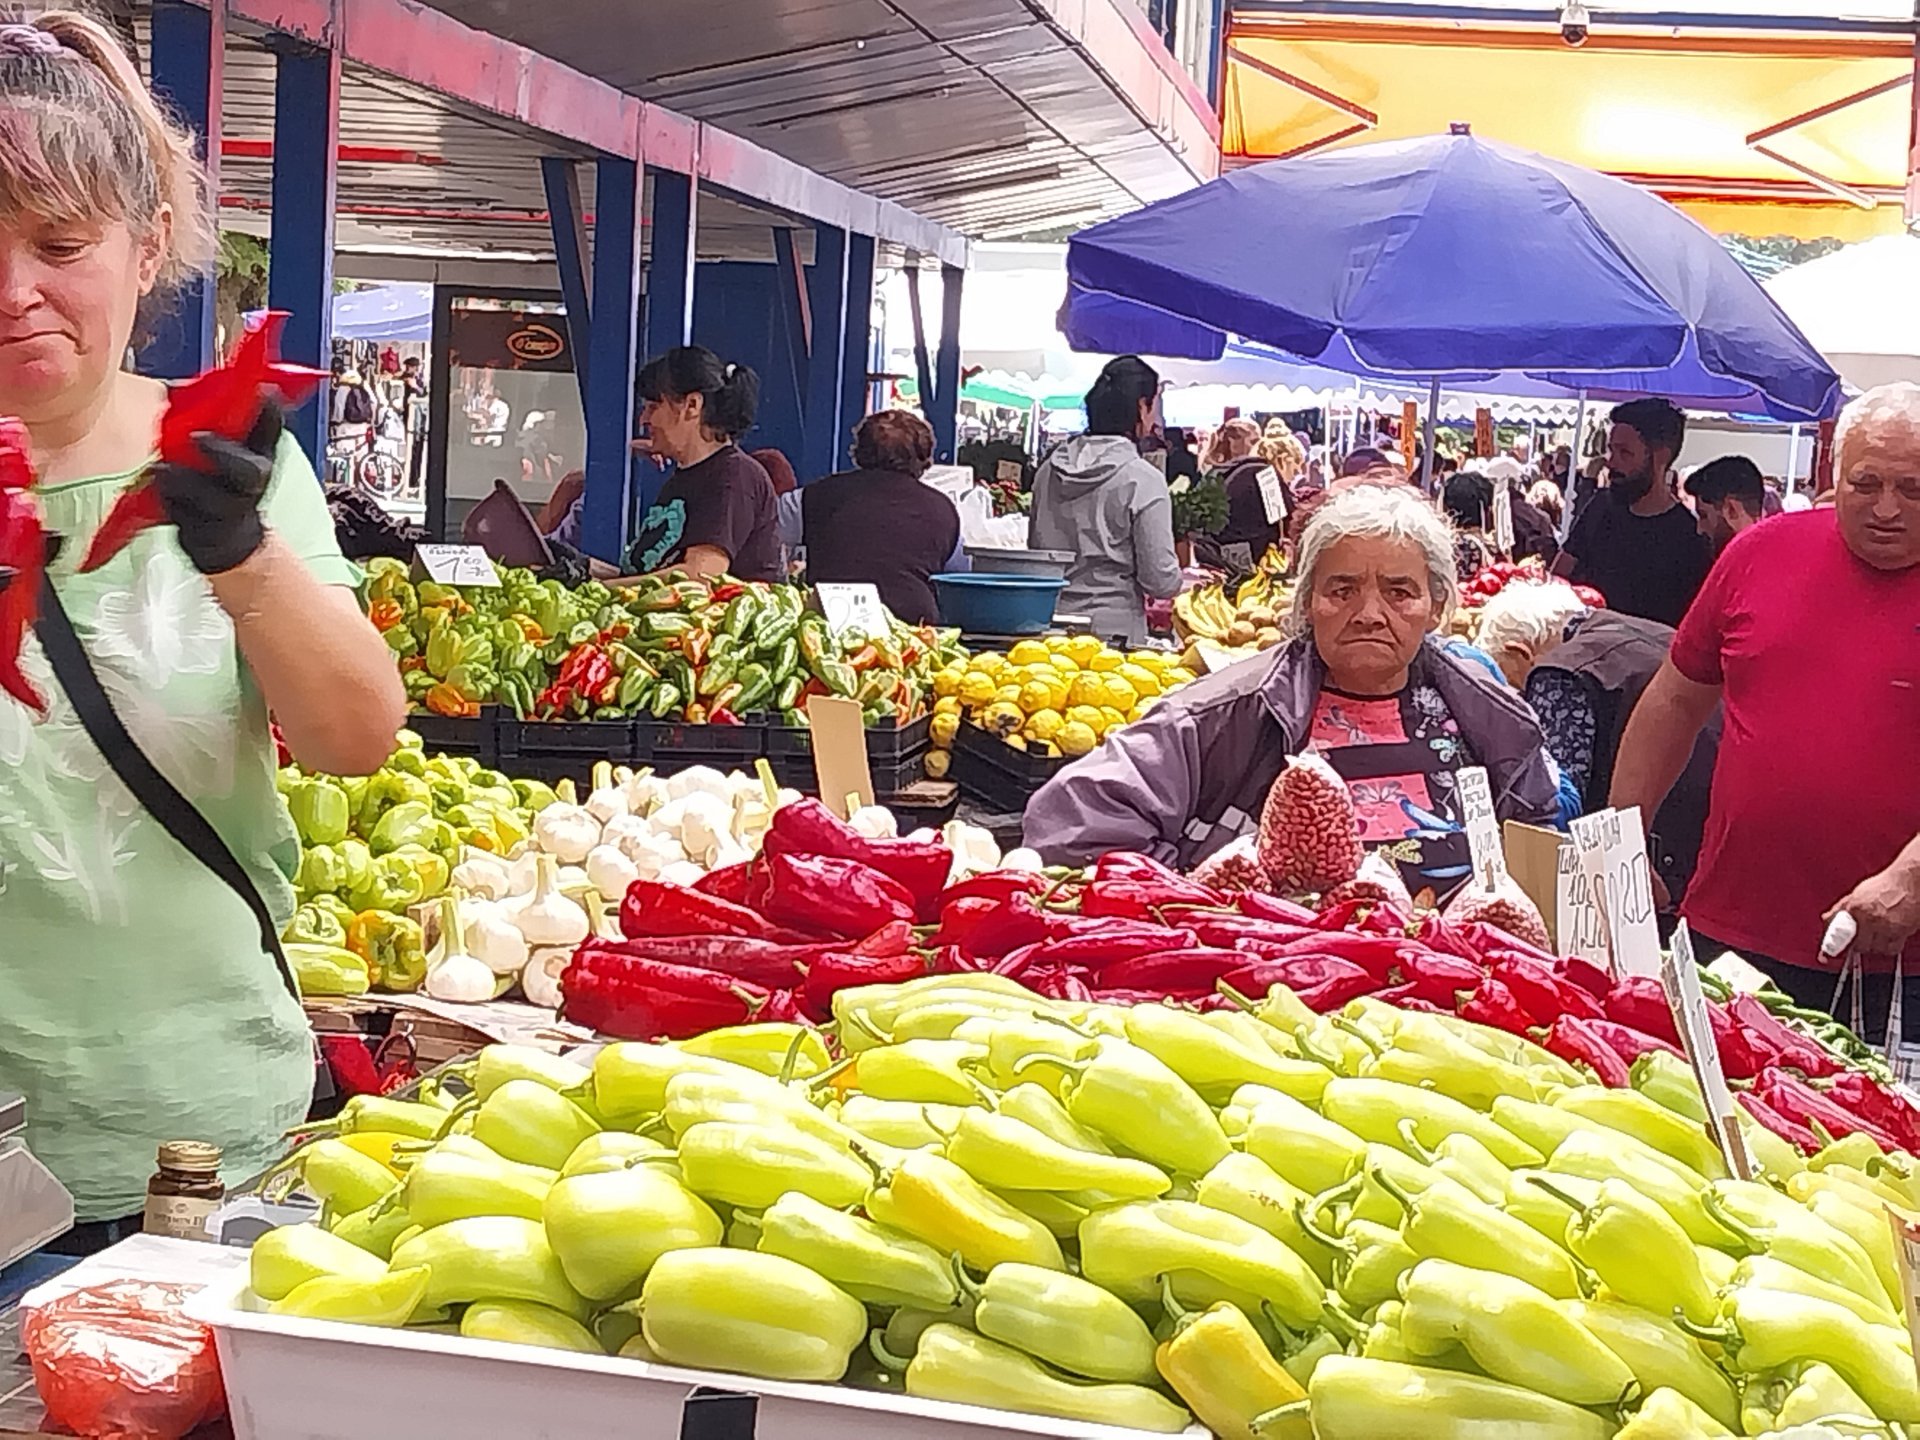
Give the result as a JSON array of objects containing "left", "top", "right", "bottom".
[{"left": 803, "top": 410, "right": 961, "bottom": 624}]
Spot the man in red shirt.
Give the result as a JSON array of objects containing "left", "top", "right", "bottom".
[{"left": 1610, "top": 384, "right": 1920, "bottom": 1037}]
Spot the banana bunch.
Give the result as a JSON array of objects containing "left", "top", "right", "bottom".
[{"left": 1172, "top": 583, "right": 1238, "bottom": 642}]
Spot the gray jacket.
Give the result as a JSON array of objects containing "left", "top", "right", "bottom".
[
  {"left": 1028, "top": 436, "right": 1182, "bottom": 646},
  {"left": 1025, "top": 634, "right": 1560, "bottom": 868}
]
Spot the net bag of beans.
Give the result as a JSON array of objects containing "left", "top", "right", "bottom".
[{"left": 1257, "top": 752, "right": 1364, "bottom": 896}]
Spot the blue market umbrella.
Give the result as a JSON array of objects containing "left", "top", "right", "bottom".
[{"left": 1061, "top": 132, "right": 1843, "bottom": 422}]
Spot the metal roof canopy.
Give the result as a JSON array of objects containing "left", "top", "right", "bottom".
[
  {"left": 1223, "top": 1, "right": 1920, "bottom": 239},
  {"left": 405, "top": 0, "right": 1221, "bottom": 239},
  {"left": 174, "top": 0, "right": 968, "bottom": 266}
]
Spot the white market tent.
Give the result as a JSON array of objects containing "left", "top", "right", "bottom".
[{"left": 1765, "top": 236, "right": 1920, "bottom": 392}]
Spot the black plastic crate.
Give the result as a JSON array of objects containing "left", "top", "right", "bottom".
[
  {"left": 769, "top": 744, "right": 931, "bottom": 796},
  {"left": 405, "top": 707, "right": 500, "bottom": 764},
  {"left": 638, "top": 718, "right": 770, "bottom": 759},
  {"left": 765, "top": 711, "right": 933, "bottom": 762},
  {"left": 497, "top": 716, "right": 638, "bottom": 768},
  {"left": 948, "top": 739, "right": 1041, "bottom": 813},
  {"left": 951, "top": 720, "right": 1068, "bottom": 788}
]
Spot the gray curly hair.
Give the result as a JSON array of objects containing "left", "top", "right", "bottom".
[{"left": 1286, "top": 481, "right": 1460, "bottom": 638}]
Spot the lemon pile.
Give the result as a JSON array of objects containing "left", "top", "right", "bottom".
[{"left": 924, "top": 635, "right": 1197, "bottom": 773}]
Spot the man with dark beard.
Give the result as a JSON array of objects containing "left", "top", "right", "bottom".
[{"left": 1553, "top": 398, "right": 1711, "bottom": 625}]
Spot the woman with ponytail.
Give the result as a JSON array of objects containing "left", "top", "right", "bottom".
[
  {"left": 626, "top": 345, "right": 781, "bottom": 581},
  {"left": 0, "top": 11, "right": 404, "bottom": 1247}
]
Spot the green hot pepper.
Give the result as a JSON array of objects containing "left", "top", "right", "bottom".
[
  {"left": 1289, "top": 1355, "right": 1614, "bottom": 1440},
  {"left": 756, "top": 1190, "right": 957, "bottom": 1311},
  {"left": 957, "top": 1258, "right": 1159, "bottom": 1384},
  {"left": 639, "top": 1247, "right": 867, "bottom": 1383},
  {"left": 898, "top": 1324, "right": 1190, "bottom": 1434}
]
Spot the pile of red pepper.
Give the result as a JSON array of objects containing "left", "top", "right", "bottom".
[
  {"left": 560, "top": 841, "right": 1919, "bottom": 1158},
  {"left": 1460, "top": 555, "right": 1604, "bottom": 612}
]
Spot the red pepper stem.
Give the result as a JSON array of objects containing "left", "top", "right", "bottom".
[
  {"left": 1523, "top": 1173, "right": 1594, "bottom": 1221},
  {"left": 1215, "top": 980, "right": 1259, "bottom": 1013},
  {"left": 869, "top": 1329, "right": 912, "bottom": 1375},
  {"left": 1807, "top": 1117, "right": 1838, "bottom": 1149}
]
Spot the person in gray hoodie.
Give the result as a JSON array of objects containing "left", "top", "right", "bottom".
[{"left": 1028, "top": 357, "right": 1183, "bottom": 645}]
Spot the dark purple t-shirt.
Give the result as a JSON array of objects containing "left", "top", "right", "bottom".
[{"left": 628, "top": 445, "right": 782, "bottom": 581}]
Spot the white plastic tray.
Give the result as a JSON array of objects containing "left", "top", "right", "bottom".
[{"left": 187, "top": 1273, "right": 1206, "bottom": 1440}]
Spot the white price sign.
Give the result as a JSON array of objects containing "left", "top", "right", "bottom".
[
  {"left": 1568, "top": 805, "right": 1662, "bottom": 979},
  {"left": 1256, "top": 466, "right": 1287, "bottom": 526},
  {"left": 1556, "top": 842, "right": 1610, "bottom": 967},
  {"left": 1664, "top": 922, "right": 1755, "bottom": 1180},
  {"left": 815, "top": 583, "right": 890, "bottom": 641},
  {"left": 412, "top": 544, "right": 501, "bottom": 588},
  {"left": 1456, "top": 766, "right": 1506, "bottom": 890}
]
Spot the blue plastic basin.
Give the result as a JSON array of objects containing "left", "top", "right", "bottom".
[{"left": 931, "top": 573, "right": 1066, "bottom": 635}]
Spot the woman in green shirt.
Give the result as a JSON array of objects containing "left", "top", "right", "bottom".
[{"left": 0, "top": 13, "right": 405, "bottom": 1246}]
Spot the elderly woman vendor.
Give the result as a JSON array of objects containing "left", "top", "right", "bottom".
[{"left": 1025, "top": 483, "right": 1559, "bottom": 893}]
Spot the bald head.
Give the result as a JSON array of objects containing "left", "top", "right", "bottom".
[{"left": 1833, "top": 383, "right": 1920, "bottom": 571}]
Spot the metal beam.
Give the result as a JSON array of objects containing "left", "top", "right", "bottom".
[
  {"left": 204, "top": 0, "right": 968, "bottom": 267},
  {"left": 644, "top": 168, "right": 699, "bottom": 358},
  {"left": 266, "top": 38, "right": 340, "bottom": 465},
  {"left": 771, "top": 228, "right": 812, "bottom": 464},
  {"left": 1229, "top": 0, "right": 1918, "bottom": 34},
  {"left": 931, "top": 265, "right": 965, "bottom": 464},
  {"left": 905, "top": 267, "right": 936, "bottom": 451},
  {"left": 541, "top": 157, "right": 594, "bottom": 408},
  {"left": 801, "top": 224, "right": 849, "bottom": 481},
  {"left": 840, "top": 232, "right": 877, "bottom": 444},
  {"left": 143, "top": 0, "right": 222, "bottom": 378},
  {"left": 582, "top": 156, "right": 644, "bottom": 565}
]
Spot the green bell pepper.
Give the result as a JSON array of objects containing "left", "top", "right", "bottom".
[
  {"left": 346, "top": 852, "right": 426, "bottom": 914},
  {"left": 387, "top": 844, "right": 451, "bottom": 900},
  {"left": 355, "top": 771, "right": 431, "bottom": 836},
  {"left": 367, "top": 801, "right": 436, "bottom": 857},
  {"left": 284, "top": 901, "right": 350, "bottom": 948},
  {"left": 288, "top": 942, "right": 371, "bottom": 997}
]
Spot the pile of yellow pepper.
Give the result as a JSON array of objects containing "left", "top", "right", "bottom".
[{"left": 247, "top": 973, "right": 1920, "bottom": 1438}]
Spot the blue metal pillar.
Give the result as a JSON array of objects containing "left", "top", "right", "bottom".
[
  {"left": 644, "top": 169, "right": 698, "bottom": 359},
  {"left": 581, "top": 156, "right": 644, "bottom": 565},
  {"left": 769, "top": 227, "right": 812, "bottom": 466},
  {"left": 142, "top": 0, "right": 221, "bottom": 378},
  {"left": 541, "top": 157, "right": 593, "bottom": 408},
  {"left": 267, "top": 40, "right": 340, "bottom": 465},
  {"left": 930, "top": 263, "right": 966, "bottom": 463},
  {"left": 801, "top": 223, "right": 848, "bottom": 480},
  {"left": 905, "top": 266, "right": 935, "bottom": 437},
  {"left": 840, "top": 233, "right": 876, "bottom": 439}
]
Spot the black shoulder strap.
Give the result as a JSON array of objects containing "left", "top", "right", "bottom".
[{"left": 35, "top": 572, "right": 300, "bottom": 1004}]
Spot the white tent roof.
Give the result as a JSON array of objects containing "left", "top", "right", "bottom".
[{"left": 1764, "top": 236, "right": 1920, "bottom": 392}]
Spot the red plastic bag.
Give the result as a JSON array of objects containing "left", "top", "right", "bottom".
[{"left": 22, "top": 1279, "right": 227, "bottom": 1439}]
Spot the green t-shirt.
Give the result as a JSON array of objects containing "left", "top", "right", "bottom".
[{"left": 0, "top": 437, "right": 356, "bottom": 1221}]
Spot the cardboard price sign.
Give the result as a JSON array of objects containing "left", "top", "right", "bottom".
[
  {"left": 1663, "top": 922, "right": 1755, "bottom": 1181},
  {"left": 806, "top": 694, "right": 873, "bottom": 819},
  {"left": 815, "top": 583, "right": 890, "bottom": 641},
  {"left": 412, "top": 544, "right": 501, "bottom": 588},
  {"left": 1569, "top": 806, "right": 1662, "bottom": 978},
  {"left": 1456, "top": 767, "right": 1505, "bottom": 890},
  {"left": 1886, "top": 1203, "right": 1920, "bottom": 1369}
]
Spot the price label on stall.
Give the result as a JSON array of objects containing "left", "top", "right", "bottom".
[
  {"left": 1456, "top": 766, "right": 1505, "bottom": 890},
  {"left": 1569, "top": 806, "right": 1661, "bottom": 978},
  {"left": 412, "top": 544, "right": 501, "bottom": 588},
  {"left": 1556, "top": 841, "right": 1610, "bottom": 967},
  {"left": 1256, "top": 466, "right": 1287, "bottom": 525},
  {"left": 1886, "top": 1204, "right": 1920, "bottom": 1365},
  {"left": 1664, "top": 922, "right": 1756, "bottom": 1180},
  {"left": 815, "top": 583, "right": 890, "bottom": 641}
]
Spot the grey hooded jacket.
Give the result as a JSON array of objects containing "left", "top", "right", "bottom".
[
  {"left": 1028, "top": 436, "right": 1182, "bottom": 646},
  {"left": 1024, "top": 634, "right": 1560, "bottom": 869}
]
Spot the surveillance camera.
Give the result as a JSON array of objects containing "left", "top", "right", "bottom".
[{"left": 1559, "top": 2, "right": 1590, "bottom": 45}]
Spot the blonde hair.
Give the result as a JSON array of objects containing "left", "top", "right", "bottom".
[
  {"left": 0, "top": 9, "right": 215, "bottom": 297},
  {"left": 1287, "top": 481, "right": 1459, "bottom": 637},
  {"left": 1202, "top": 416, "right": 1259, "bottom": 470},
  {"left": 1257, "top": 424, "right": 1306, "bottom": 481}
]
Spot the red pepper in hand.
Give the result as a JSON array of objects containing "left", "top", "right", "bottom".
[
  {"left": 79, "top": 313, "right": 324, "bottom": 573},
  {"left": 1538, "top": 1015, "right": 1633, "bottom": 1087},
  {"left": 1737, "top": 1090, "right": 1821, "bottom": 1157},
  {"left": 562, "top": 945, "right": 766, "bottom": 1040},
  {"left": 620, "top": 878, "right": 808, "bottom": 944},
  {"left": 761, "top": 852, "right": 916, "bottom": 940},
  {"left": 0, "top": 419, "right": 50, "bottom": 715},
  {"left": 1456, "top": 977, "right": 1534, "bottom": 1036},
  {"left": 763, "top": 799, "right": 953, "bottom": 918},
  {"left": 799, "top": 950, "right": 928, "bottom": 1021},
  {"left": 1489, "top": 956, "right": 1606, "bottom": 1024}
]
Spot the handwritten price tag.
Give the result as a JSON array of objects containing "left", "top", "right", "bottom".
[
  {"left": 413, "top": 544, "right": 501, "bottom": 588},
  {"left": 1456, "top": 767, "right": 1505, "bottom": 890},
  {"left": 1256, "top": 467, "right": 1287, "bottom": 525},
  {"left": 1664, "top": 921, "right": 1755, "bottom": 1180},
  {"left": 1556, "top": 842, "right": 1610, "bottom": 967},
  {"left": 816, "top": 583, "right": 891, "bottom": 641},
  {"left": 1569, "top": 806, "right": 1661, "bottom": 978}
]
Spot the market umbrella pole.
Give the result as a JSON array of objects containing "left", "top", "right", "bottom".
[{"left": 1420, "top": 378, "right": 1439, "bottom": 491}]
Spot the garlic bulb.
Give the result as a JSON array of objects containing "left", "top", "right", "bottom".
[
  {"left": 624, "top": 829, "right": 687, "bottom": 880},
  {"left": 424, "top": 893, "right": 496, "bottom": 1003},
  {"left": 463, "top": 895, "right": 530, "bottom": 976},
  {"left": 504, "top": 854, "right": 590, "bottom": 947},
  {"left": 659, "top": 860, "right": 707, "bottom": 888},
  {"left": 584, "top": 761, "right": 630, "bottom": 825},
  {"left": 665, "top": 765, "right": 731, "bottom": 802},
  {"left": 584, "top": 844, "right": 640, "bottom": 902},
  {"left": 451, "top": 848, "right": 514, "bottom": 901},
  {"left": 625, "top": 770, "right": 669, "bottom": 817},
  {"left": 1001, "top": 847, "right": 1045, "bottom": 873},
  {"left": 848, "top": 805, "right": 898, "bottom": 840},
  {"left": 521, "top": 943, "right": 572, "bottom": 1009},
  {"left": 532, "top": 799, "right": 601, "bottom": 864}
]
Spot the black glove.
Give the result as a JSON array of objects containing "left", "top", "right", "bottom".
[{"left": 151, "top": 399, "right": 282, "bottom": 575}]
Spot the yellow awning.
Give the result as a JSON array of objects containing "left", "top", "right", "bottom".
[{"left": 1224, "top": 15, "right": 1913, "bottom": 238}]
